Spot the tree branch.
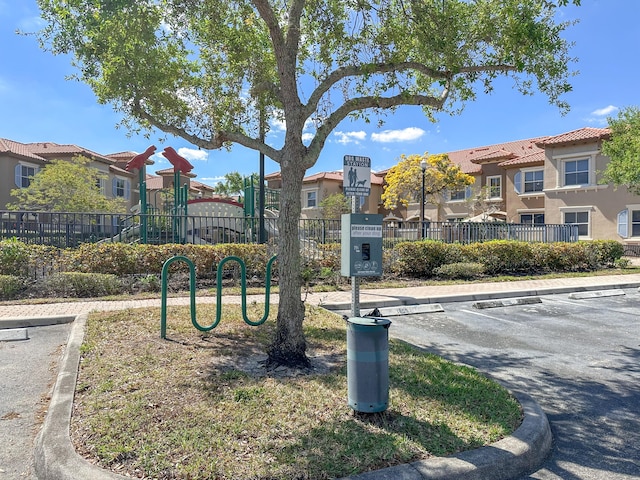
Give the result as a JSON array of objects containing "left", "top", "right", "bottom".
[
  {"left": 132, "top": 101, "right": 281, "bottom": 163},
  {"left": 305, "top": 61, "right": 519, "bottom": 119},
  {"left": 305, "top": 88, "right": 450, "bottom": 169}
]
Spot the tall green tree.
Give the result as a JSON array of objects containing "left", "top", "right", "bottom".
[
  {"left": 214, "top": 172, "right": 248, "bottom": 198},
  {"left": 320, "top": 192, "right": 350, "bottom": 220},
  {"left": 36, "top": 0, "right": 580, "bottom": 368},
  {"left": 8, "top": 156, "right": 127, "bottom": 213},
  {"left": 601, "top": 106, "right": 640, "bottom": 194}
]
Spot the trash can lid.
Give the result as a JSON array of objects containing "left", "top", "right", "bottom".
[{"left": 346, "top": 317, "right": 391, "bottom": 327}]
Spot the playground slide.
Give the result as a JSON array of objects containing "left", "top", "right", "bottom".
[
  {"left": 97, "top": 224, "right": 141, "bottom": 244},
  {"left": 264, "top": 209, "right": 279, "bottom": 237}
]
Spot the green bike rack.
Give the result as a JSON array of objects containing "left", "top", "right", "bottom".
[{"left": 160, "top": 254, "right": 277, "bottom": 339}]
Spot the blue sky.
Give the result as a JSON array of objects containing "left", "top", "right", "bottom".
[{"left": 1, "top": 1, "right": 638, "bottom": 186}]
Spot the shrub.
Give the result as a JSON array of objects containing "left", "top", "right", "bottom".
[
  {"left": 614, "top": 257, "right": 631, "bottom": 269},
  {"left": 0, "top": 238, "right": 30, "bottom": 277},
  {"left": 42, "top": 272, "right": 123, "bottom": 298},
  {"left": 0, "top": 274, "right": 25, "bottom": 299},
  {"left": 588, "top": 240, "right": 624, "bottom": 266},
  {"left": 460, "top": 241, "right": 536, "bottom": 275},
  {"left": 434, "top": 262, "right": 486, "bottom": 279},
  {"left": 393, "top": 241, "right": 455, "bottom": 277}
]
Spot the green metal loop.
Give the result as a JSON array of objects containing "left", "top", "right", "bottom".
[
  {"left": 160, "top": 255, "right": 197, "bottom": 339},
  {"left": 160, "top": 254, "right": 277, "bottom": 338},
  {"left": 215, "top": 255, "right": 277, "bottom": 327}
]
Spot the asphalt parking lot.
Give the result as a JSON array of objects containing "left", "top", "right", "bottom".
[
  {"left": 384, "top": 288, "right": 640, "bottom": 480},
  {"left": 0, "top": 323, "right": 71, "bottom": 479}
]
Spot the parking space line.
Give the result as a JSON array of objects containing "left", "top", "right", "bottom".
[{"left": 460, "top": 309, "right": 522, "bottom": 324}]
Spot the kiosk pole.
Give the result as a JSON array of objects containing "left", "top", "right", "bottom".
[{"left": 351, "top": 196, "right": 360, "bottom": 318}]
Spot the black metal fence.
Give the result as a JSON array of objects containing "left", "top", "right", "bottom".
[{"left": 1, "top": 210, "right": 578, "bottom": 251}]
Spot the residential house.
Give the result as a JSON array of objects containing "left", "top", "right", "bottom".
[
  {"left": 0, "top": 139, "right": 138, "bottom": 211},
  {"left": 266, "top": 127, "right": 640, "bottom": 245},
  {"left": 265, "top": 170, "right": 386, "bottom": 219}
]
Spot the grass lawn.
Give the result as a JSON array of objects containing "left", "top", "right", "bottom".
[{"left": 71, "top": 304, "right": 522, "bottom": 479}]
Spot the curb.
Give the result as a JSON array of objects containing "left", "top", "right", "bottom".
[
  {"left": 34, "top": 314, "right": 123, "bottom": 480},
  {"left": 34, "top": 314, "right": 552, "bottom": 480},
  {"left": 341, "top": 392, "right": 551, "bottom": 480},
  {"left": 321, "top": 281, "right": 640, "bottom": 312},
  {"left": 0, "top": 315, "right": 76, "bottom": 329}
]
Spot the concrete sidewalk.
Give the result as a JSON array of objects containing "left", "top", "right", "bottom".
[
  {"left": 4, "top": 272, "right": 640, "bottom": 480},
  {"left": 3, "top": 272, "right": 640, "bottom": 319}
]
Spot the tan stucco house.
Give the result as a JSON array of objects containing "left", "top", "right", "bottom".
[
  {"left": 0, "top": 139, "right": 138, "bottom": 211},
  {"left": 266, "top": 127, "right": 639, "bottom": 245}
]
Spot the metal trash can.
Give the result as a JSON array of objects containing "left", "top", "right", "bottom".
[{"left": 346, "top": 317, "right": 392, "bottom": 413}]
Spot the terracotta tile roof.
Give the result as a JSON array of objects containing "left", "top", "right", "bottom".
[
  {"left": 191, "top": 180, "right": 216, "bottom": 191},
  {"left": 498, "top": 150, "right": 546, "bottom": 167},
  {"left": 268, "top": 170, "right": 384, "bottom": 185},
  {"left": 535, "top": 127, "right": 610, "bottom": 147},
  {"left": 445, "top": 137, "right": 548, "bottom": 174},
  {"left": 470, "top": 148, "right": 517, "bottom": 164},
  {"left": 0, "top": 138, "right": 45, "bottom": 162},
  {"left": 26, "top": 142, "right": 115, "bottom": 164},
  {"left": 107, "top": 151, "right": 137, "bottom": 161},
  {"left": 155, "top": 167, "right": 196, "bottom": 178}
]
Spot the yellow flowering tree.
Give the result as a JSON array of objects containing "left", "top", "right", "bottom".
[{"left": 382, "top": 153, "right": 474, "bottom": 217}]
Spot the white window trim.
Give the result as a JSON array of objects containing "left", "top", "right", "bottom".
[
  {"left": 303, "top": 188, "right": 318, "bottom": 209},
  {"left": 447, "top": 185, "right": 472, "bottom": 203},
  {"left": 554, "top": 151, "right": 598, "bottom": 189},
  {"left": 520, "top": 167, "right": 545, "bottom": 196},
  {"left": 560, "top": 205, "right": 594, "bottom": 239},
  {"left": 15, "top": 161, "right": 39, "bottom": 188},
  {"left": 623, "top": 204, "right": 640, "bottom": 238},
  {"left": 518, "top": 211, "right": 545, "bottom": 225},
  {"left": 486, "top": 175, "right": 502, "bottom": 201}
]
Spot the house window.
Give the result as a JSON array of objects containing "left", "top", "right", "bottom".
[
  {"left": 632, "top": 210, "right": 640, "bottom": 237},
  {"left": 564, "top": 211, "right": 590, "bottom": 237},
  {"left": 524, "top": 170, "right": 544, "bottom": 193},
  {"left": 112, "top": 177, "right": 130, "bottom": 199},
  {"left": 305, "top": 191, "right": 317, "bottom": 208},
  {"left": 114, "top": 179, "right": 126, "bottom": 197},
  {"left": 487, "top": 176, "right": 502, "bottom": 199},
  {"left": 449, "top": 186, "right": 471, "bottom": 202},
  {"left": 564, "top": 159, "right": 590, "bottom": 186},
  {"left": 14, "top": 163, "right": 38, "bottom": 188},
  {"left": 96, "top": 177, "right": 107, "bottom": 195},
  {"left": 520, "top": 213, "right": 545, "bottom": 224}
]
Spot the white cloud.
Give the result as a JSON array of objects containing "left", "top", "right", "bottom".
[
  {"left": 302, "top": 132, "right": 314, "bottom": 143},
  {"left": 371, "top": 127, "right": 425, "bottom": 143},
  {"left": 177, "top": 147, "right": 208, "bottom": 162},
  {"left": 334, "top": 130, "right": 367, "bottom": 145},
  {"left": 200, "top": 176, "right": 225, "bottom": 184},
  {"left": 591, "top": 105, "right": 618, "bottom": 117}
]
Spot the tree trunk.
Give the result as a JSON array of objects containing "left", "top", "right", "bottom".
[{"left": 266, "top": 152, "right": 311, "bottom": 369}]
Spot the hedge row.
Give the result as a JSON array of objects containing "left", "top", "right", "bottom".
[
  {"left": 0, "top": 239, "right": 276, "bottom": 279},
  {"left": 0, "top": 238, "right": 626, "bottom": 286},
  {"left": 392, "top": 239, "right": 624, "bottom": 277}
]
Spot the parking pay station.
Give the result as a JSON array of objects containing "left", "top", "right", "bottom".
[
  {"left": 340, "top": 213, "right": 383, "bottom": 277},
  {"left": 341, "top": 213, "right": 389, "bottom": 413}
]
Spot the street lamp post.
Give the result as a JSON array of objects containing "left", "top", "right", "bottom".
[{"left": 420, "top": 159, "right": 427, "bottom": 240}]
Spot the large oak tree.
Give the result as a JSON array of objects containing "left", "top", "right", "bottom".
[
  {"left": 601, "top": 106, "right": 640, "bottom": 194},
  {"left": 37, "top": 0, "right": 579, "bottom": 368}
]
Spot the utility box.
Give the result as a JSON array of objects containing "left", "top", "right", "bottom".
[
  {"left": 341, "top": 214, "right": 383, "bottom": 277},
  {"left": 346, "top": 316, "right": 392, "bottom": 413}
]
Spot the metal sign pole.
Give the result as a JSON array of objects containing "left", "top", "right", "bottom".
[{"left": 351, "top": 195, "right": 360, "bottom": 318}]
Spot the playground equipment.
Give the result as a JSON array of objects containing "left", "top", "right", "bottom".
[
  {"left": 160, "top": 254, "right": 277, "bottom": 339},
  {"left": 121, "top": 148, "right": 279, "bottom": 245},
  {"left": 125, "top": 145, "right": 156, "bottom": 244}
]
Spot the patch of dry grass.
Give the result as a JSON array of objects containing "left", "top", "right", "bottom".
[{"left": 71, "top": 304, "right": 521, "bottom": 479}]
